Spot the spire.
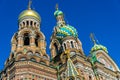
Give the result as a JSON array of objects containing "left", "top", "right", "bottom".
[
  {"left": 28, "top": 0, "right": 32, "bottom": 10},
  {"left": 90, "top": 33, "right": 96, "bottom": 45},
  {"left": 54, "top": 4, "right": 63, "bottom": 17}
]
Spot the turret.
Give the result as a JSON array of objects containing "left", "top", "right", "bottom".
[{"left": 7, "top": 0, "right": 49, "bottom": 66}]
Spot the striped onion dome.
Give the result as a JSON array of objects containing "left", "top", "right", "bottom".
[{"left": 56, "top": 25, "right": 78, "bottom": 40}]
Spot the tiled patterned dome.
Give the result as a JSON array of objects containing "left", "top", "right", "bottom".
[
  {"left": 90, "top": 44, "right": 108, "bottom": 53},
  {"left": 56, "top": 25, "right": 78, "bottom": 40}
]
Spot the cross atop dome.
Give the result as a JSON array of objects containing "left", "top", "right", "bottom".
[
  {"left": 55, "top": 4, "right": 59, "bottom": 10},
  {"left": 90, "top": 33, "right": 108, "bottom": 54},
  {"left": 28, "top": 0, "right": 32, "bottom": 10}
]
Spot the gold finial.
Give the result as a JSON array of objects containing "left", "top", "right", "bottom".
[
  {"left": 56, "top": 4, "right": 59, "bottom": 10},
  {"left": 28, "top": 0, "right": 32, "bottom": 10},
  {"left": 90, "top": 33, "right": 96, "bottom": 45}
]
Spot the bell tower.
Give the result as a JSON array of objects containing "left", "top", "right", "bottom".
[
  {"left": 1, "top": 1, "right": 57, "bottom": 80},
  {"left": 11, "top": 0, "right": 49, "bottom": 63}
]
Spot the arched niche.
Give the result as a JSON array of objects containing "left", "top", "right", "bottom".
[
  {"left": 23, "top": 33, "right": 30, "bottom": 46},
  {"left": 27, "top": 51, "right": 33, "bottom": 56}
]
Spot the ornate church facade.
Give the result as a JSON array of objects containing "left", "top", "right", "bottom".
[{"left": 0, "top": 1, "right": 120, "bottom": 80}]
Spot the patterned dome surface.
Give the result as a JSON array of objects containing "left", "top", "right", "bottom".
[
  {"left": 91, "top": 44, "right": 108, "bottom": 53},
  {"left": 56, "top": 25, "right": 78, "bottom": 40}
]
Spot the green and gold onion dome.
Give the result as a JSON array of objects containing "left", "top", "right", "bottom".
[
  {"left": 18, "top": 9, "right": 40, "bottom": 21},
  {"left": 54, "top": 9, "right": 63, "bottom": 17},
  {"left": 90, "top": 44, "right": 108, "bottom": 53},
  {"left": 56, "top": 25, "right": 78, "bottom": 40}
]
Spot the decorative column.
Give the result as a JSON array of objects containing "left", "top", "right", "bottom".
[
  {"left": 30, "top": 33, "right": 36, "bottom": 47},
  {"left": 11, "top": 42, "right": 16, "bottom": 52},
  {"left": 50, "top": 46, "right": 56, "bottom": 59},
  {"left": 40, "top": 39, "right": 45, "bottom": 48},
  {"left": 17, "top": 35, "right": 23, "bottom": 48}
]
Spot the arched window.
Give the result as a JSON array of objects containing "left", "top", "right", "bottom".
[
  {"left": 26, "top": 21, "right": 29, "bottom": 26},
  {"left": 89, "top": 76, "right": 92, "bottom": 80},
  {"left": 35, "top": 35, "right": 39, "bottom": 47},
  {"left": 64, "top": 43, "right": 66, "bottom": 50},
  {"left": 54, "top": 43, "right": 58, "bottom": 54},
  {"left": 17, "top": 52, "right": 22, "bottom": 57},
  {"left": 34, "top": 22, "right": 36, "bottom": 27},
  {"left": 24, "top": 33, "right": 30, "bottom": 45},
  {"left": 30, "top": 21, "right": 33, "bottom": 26},
  {"left": 71, "top": 41, "right": 74, "bottom": 48},
  {"left": 23, "top": 22, "right": 25, "bottom": 26}
]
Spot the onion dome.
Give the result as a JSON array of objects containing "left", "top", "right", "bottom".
[
  {"left": 54, "top": 9, "right": 63, "bottom": 17},
  {"left": 56, "top": 25, "right": 78, "bottom": 40},
  {"left": 90, "top": 44, "right": 108, "bottom": 53},
  {"left": 18, "top": 9, "right": 40, "bottom": 21}
]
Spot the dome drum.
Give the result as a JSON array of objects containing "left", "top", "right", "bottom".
[{"left": 19, "top": 18, "right": 40, "bottom": 30}]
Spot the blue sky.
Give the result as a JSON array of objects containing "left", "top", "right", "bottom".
[{"left": 0, "top": 0, "right": 120, "bottom": 69}]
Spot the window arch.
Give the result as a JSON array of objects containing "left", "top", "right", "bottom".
[
  {"left": 89, "top": 75, "right": 92, "bottom": 80},
  {"left": 17, "top": 52, "right": 22, "bottom": 56},
  {"left": 27, "top": 51, "right": 33, "bottom": 56},
  {"left": 23, "top": 22, "right": 25, "bottom": 26},
  {"left": 30, "top": 58, "right": 36, "bottom": 62},
  {"left": 34, "top": 22, "right": 36, "bottom": 27},
  {"left": 54, "top": 43, "right": 59, "bottom": 54},
  {"left": 43, "top": 55, "right": 48, "bottom": 59},
  {"left": 26, "top": 21, "right": 29, "bottom": 26},
  {"left": 24, "top": 33, "right": 30, "bottom": 46},
  {"left": 30, "top": 21, "right": 33, "bottom": 26},
  {"left": 64, "top": 43, "right": 66, "bottom": 50},
  {"left": 35, "top": 52, "right": 40, "bottom": 57},
  {"left": 71, "top": 41, "right": 74, "bottom": 48}
]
